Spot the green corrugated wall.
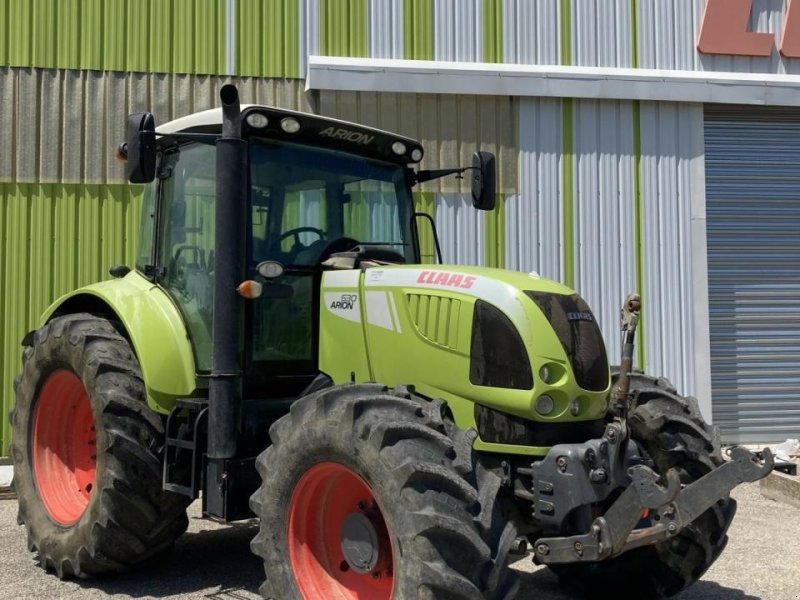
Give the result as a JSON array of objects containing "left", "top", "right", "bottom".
[{"left": 0, "top": 183, "right": 143, "bottom": 452}]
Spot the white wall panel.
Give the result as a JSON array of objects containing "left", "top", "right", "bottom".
[
  {"left": 369, "top": 0, "right": 403, "bottom": 59},
  {"left": 640, "top": 102, "right": 709, "bottom": 410},
  {"left": 572, "top": 100, "right": 636, "bottom": 367},
  {"left": 435, "top": 193, "right": 484, "bottom": 265},
  {"left": 510, "top": 98, "right": 562, "bottom": 280},
  {"left": 572, "top": 0, "right": 633, "bottom": 68},
  {"left": 434, "top": 0, "right": 483, "bottom": 62},
  {"left": 502, "top": 0, "right": 560, "bottom": 65}
]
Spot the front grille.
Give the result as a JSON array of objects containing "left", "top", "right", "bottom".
[
  {"left": 525, "top": 291, "right": 610, "bottom": 391},
  {"left": 475, "top": 404, "right": 607, "bottom": 446}
]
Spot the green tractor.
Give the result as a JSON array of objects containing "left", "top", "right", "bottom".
[{"left": 10, "top": 85, "right": 772, "bottom": 599}]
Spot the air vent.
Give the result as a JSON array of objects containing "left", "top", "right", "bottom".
[{"left": 406, "top": 294, "right": 460, "bottom": 349}]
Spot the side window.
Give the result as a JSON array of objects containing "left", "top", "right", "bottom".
[
  {"left": 158, "top": 144, "right": 217, "bottom": 371},
  {"left": 343, "top": 179, "right": 403, "bottom": 245},
  {"left": 135, "top": 181, "right": 157, "bottom": 273}
]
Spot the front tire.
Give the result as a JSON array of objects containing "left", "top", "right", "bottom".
[
  {"left": 553, "top": 373, "right": 735, "bottom": 599},
  {"left": 10, "top": 313, "right": 190, "bottom": 578},
  {"left": 250, "top": 384, "right": 518, "bottom": 599}
]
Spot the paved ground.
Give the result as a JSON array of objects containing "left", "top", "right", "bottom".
[{"left": 0, "top": 482, "right": 797, "bottom": 600}]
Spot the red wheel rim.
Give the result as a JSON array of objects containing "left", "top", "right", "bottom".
[
  {"left": 288, "top": 462, "right": 394, "bottom": 600},
  {"left": 32, "top": 370, "right": 96, "bottom": 525}
]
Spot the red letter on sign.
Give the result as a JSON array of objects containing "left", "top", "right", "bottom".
[
  {"left": 697, "top": 0, "right": 773, "bottom": 56},
  {"left": 781, "top": 0, "right": 800, "bottom": 57}
]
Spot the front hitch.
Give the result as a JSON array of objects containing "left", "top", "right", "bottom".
[{"left": 533, "top": 445, "right": 773, "bottom": 564}]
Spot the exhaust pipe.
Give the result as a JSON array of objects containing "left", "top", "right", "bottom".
[{"left": 208, "top": 84, "right": 247, "bottom": 463}]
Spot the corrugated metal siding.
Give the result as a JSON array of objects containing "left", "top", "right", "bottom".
[
  {"left": 0, "top": 68, "right": 312, "bottom": 184},
  {"left": 640, "top": 102, "right": 706, "bottom": 400},
  {"left": 484, "top": 0, "right": 503, "bottom": 63},
  {"left": 369, "top": 0, "right": 404, "bottom": 59},
  {"left": 1, "top": 0, "right": 226, "bottom": 74},
  {"left": 0, "top": 183, "right": 143, "bottom": 453},
  {"left": 572, "top": 99, "right": 636, "bottom": 367},
  {"left": 435, "top": 193, "right": 485, "bottom": 266},
  {"left": 320, "top": 0, "right": 368, "bottom": 58},
  {"left": 235, "top": 0, "right": 300, "bottom": 77},
  {"left": 502, "top": 0, "right": 560, "bottom": 64},
  {"left": 434, "top": 0, "right": 483, "bottom": 62},
  {"left": 510, "top": 98, "right": 563, "bottom": 281},
  {"left": 571, "top": 0, "right": 633, "bottom": 68},
  {"left": 404, "top": 0, "right": 435, "bottom": 60},
  {"left": 705, "top": 106, "right": 800, "bottom": 442}
]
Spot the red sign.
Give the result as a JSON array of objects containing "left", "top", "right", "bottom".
[{"left": 697, "top": 0, "right": 800, "bottom": 58}]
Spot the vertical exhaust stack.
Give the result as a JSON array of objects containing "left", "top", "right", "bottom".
[{"left": 208, "top": 84, "right": 247, "bottom": 471}]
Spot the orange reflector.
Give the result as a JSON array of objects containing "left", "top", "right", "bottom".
[
  {"left": 641, "top": 508, "right": 650, "bottom": 519},
  {"left": 237, "top": 280, "right": 263, "bottom": 299},
  {"left": 114, "top": 143, "right": 128, "bottom": 164}
]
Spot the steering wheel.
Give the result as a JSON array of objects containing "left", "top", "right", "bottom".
[{"left": 273, "top": 227, "right": 325, "bottom": 251}]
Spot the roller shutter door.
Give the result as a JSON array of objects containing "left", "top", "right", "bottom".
[{"left": 705, "top": 106, "right": 800, "bottom": 443}]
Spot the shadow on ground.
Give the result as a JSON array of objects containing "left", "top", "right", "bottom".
[
  {"left": 74, "top": 519, "right": 262, "bottom": 599},
  {"left": 515, "top": 567, "right": 761, "bottom": 600}
]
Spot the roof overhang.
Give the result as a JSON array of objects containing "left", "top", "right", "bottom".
[{"left": 306, "top": 56, "right": 800, "bottom": 107}]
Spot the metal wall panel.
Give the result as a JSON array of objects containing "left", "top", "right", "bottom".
[
  {"left": 433, "top": 0, "right": 483, "bottom": 62},
  {"left": 502, "top": 0, "right": 560, "bottom": 65},
  {"left": 705, "top": 106, "right": 800, "bottom": 442},
  {"left": 0, "top": 68, "right": 312, "bottom": 184},
  {"left": 403, "top": 0, "right": 435, "bottom": 60},
  {"left": 236, "top": 0, "right": 300, "bottom": 77},
  {"left": 435, "top": 193, "right": 485, "bottom": 265},
  {"left": 369, "top": 0, "right": 404, "bottom": 59},
  {"left": 320, "top": 0, "right": 368, "bottom": 58},
  {"left": 571, "top": 0, "right": 633, "bottom": 68},
  {"left": 510, "top": 98, "right": 563, "bottom": 281},
  {"left": 572, "top": 100, "right": 636, "bottom": 367},
  {"left": 640, "top": 101, "right": 707, "bottom": 403},
  {"left": 1, "top": 0, "right": 226, "bottom": 74},
  {"left": 0, "top": 182, "right": 143, "bottom": 453}
]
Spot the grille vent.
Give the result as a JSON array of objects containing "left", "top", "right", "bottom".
[{"left": 406, "top": 294, "right": 461, "bottom": 349}]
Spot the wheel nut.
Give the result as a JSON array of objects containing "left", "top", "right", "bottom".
[
  {"left": 556, "top": 456, "right": 568, "bottom": 472},
  {"left": 668, "top": 522, "right": 678, "bottom": 534},
  {"left": 574, "top": 541, "right": 584, "bottom": 556}
]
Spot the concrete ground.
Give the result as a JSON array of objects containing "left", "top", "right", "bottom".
[{"left": 0, "top": 482, "right": 797, "bottom": 600}]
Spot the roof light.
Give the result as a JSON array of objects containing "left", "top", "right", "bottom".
[
  {"left": 256, "top": 260, "right": 285, "bottom": 279},
  {"left": 281, "top": 117, "right": 301, "bottom": 133},
  {"left": 391, "top": 141, "right": 407, "bottom": 156},
  {"left": 246, "top": 113, "right": 269, "bottom": 128},
  {"left": 410, "top": 148, "right": 423, "bottom": 162}
]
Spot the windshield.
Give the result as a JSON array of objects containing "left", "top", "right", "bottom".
[{"left": 249, "top": 139, "right": 416, "bottom": 266}]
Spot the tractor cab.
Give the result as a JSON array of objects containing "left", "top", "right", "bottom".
[{"left": 134, "top": 105, "right": 424, "bottom": 399}]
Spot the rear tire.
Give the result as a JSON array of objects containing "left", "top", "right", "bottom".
[
  {"left": 553, "top": 373, "right": 735, "bottom": 599},
  {"left": 250, "top": 384, "right": 519, "bottom": 600},
  {"left": 9, "top": 313, "right": 190, "bottom": 578}
]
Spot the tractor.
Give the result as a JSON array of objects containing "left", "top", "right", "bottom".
[{"left": 9, "top": 85, "right": 773, "bottom": 599}]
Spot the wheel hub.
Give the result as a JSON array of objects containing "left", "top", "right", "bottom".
[{"left": 340, "top": 508, "right": 390, "bottom": 574}]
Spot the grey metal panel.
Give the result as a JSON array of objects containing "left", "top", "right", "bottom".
[
  {"left": 510, "top": 98, "right": 562, "bottom": 281},
  {"left": 0, "top": 68, "right": 312, "bottom": 184},
  {"left": 434, "top": 0, "right": 483, "bottom": 62},
  {"left": 435, "top": 193, "right": 485, "bottom": 266},
  {"left": 369, "top": 0, "right": 403, "bottom": 59},
  {"left": 640, "top": 102, "right": 706, "bottom": 402},
  {"left": 502, "top": 0, "right": 560, "bottom": 65},
  {"left": 572, "top": 100, "right": 636, "bottom": 367},
  {"left": 705, "top": 105, "right": 800, "bottom": 443},
  {"left": 571, "top": 0, "right": 633, "bottom": 68}
]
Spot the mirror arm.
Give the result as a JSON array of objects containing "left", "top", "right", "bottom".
[{"left": 414, "top": 167, "right": 471, "bottom": 185}]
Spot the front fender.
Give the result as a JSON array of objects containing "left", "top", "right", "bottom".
[{"left": 41, "top": 270, "right": 196, "bottom": 414}]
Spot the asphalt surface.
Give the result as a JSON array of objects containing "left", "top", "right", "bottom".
[{"left": 0, "top": 482, "right": 797, "bottom": 600}]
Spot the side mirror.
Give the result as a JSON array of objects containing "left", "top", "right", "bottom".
[
  {"left": 126, "top": 112, "right": 157, "bottom": 183},
  {"left": 471, "top": 151, "right": 496, "bottom": 211}
]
